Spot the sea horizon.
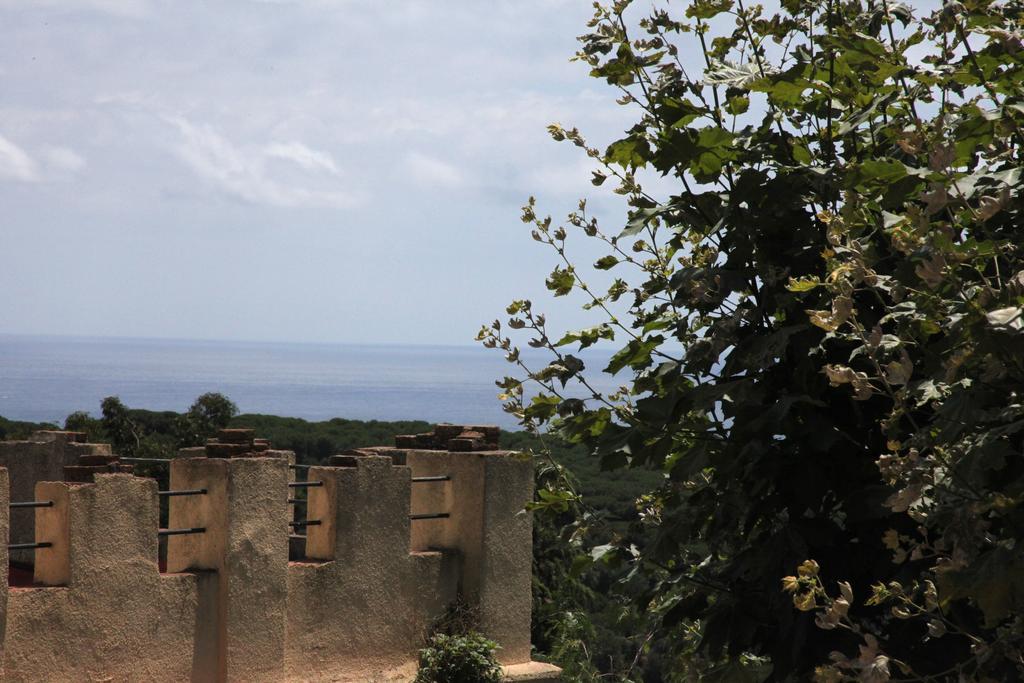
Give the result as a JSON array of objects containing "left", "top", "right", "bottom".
[{"left": 0, "top": 332, "right": 616, "bottom": 429}]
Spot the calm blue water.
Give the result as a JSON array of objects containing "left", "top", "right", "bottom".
[{"left": 0, "top": 335, "right": 615, "bottom": 429}]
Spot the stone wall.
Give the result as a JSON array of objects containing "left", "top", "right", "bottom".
[{"left": 0, "top": 429, "right": 560, "bottom": 682}]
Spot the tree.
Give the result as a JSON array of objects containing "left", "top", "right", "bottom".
[
  {"left": 177, "top": 392, "right": 238, "bottom": 447},
  {"left": 101, "top": 396, "right": 142, "bottom": 456},
  {"left": 64, "top": 410, "right": 107, "bottom": 442},
  {"left": 480, "top": 0, "right": 1024, "bottom": 679}
]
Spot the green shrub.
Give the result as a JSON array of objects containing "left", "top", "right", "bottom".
[{"left": 414, "top": 632, "right": 503, "bottom": 683}]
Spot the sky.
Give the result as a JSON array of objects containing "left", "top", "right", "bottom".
[{"left": 0, "top": 0, "right": 646, "bottom": 346}]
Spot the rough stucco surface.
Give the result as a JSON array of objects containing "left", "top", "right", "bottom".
[
  {"left": 409, "top": 449, "right": 534, "bottom": 665},
  {"left": 3, "top": 474, "right": 203, "bottom": 682},
  {"left": 285, "top": 457, "right": 457, "bottom": 681},
  {"left": 169, "top": 456, "right": 289, "bottom": 683}
]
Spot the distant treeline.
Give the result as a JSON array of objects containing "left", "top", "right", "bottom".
[{"left": 0, "top": 394, "right": 658, "bottom": 522}]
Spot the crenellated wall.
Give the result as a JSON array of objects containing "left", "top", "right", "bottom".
[
  {"left": 0, "top": 431, "right": 111, "bottom": 564},
  {"left": 4, "top": 474, "right": 210, "bottom": 681},
  {"left": 0, "top": 428, "right": 561, "bottom": 682}
]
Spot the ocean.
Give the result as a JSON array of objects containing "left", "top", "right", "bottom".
[{"left": 0, "top": 335, "right": 617, "bottom": 429}]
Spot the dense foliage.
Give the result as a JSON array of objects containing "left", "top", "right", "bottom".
[
  {"left": 480, "top": 0, "right": 1024, "bottom": 679},
  {"left": 0, "top": 415, "right": 58, "bottom": 441},
  {"left": 414, "top": 632, "right": 504, "bottom": 683},
  {"left": 230, "top": 414, "right": 432, "bottom": 464},
  {"left": 62, "top": 393, "right": 238, "bottom": 458}
]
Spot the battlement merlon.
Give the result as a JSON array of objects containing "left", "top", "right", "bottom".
[
  {"left": 400, "top": 447, "right": 534, "bottom": 665},
  {"left": 169, "top": 456, "right": 290, "bottom": 682}
]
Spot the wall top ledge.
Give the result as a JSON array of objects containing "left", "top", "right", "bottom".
[{"left": 502, "top": 661, "right": 564, "bottom": 682}]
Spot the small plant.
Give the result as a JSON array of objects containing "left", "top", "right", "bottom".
[{"left": 414, "top": 632, "right": 503, "bottom": 683}]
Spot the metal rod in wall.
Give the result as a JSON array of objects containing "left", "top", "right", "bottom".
[
  {"left": 158, "top": 527, "right": 206, "bottom": 537},
  {"left": 158, "top": 489, "right": 207, "bottom": 497},
  {"left": 8, "top": 541, "right": 53, "bottom": 550},
  {"left": 409, "top": 513, "right": 450, "bottom": 521},
  {"left": 9, "top": 500, "right": 54, "bottom": 509}
]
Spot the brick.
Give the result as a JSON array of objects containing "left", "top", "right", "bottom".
[
  {"left": 63, "top": 463, "right": 133, "bottom": 482},
  {"left": 468, "top": 426, "right": 501, "bottom": 443},
  {"left": 448, "top": 438, "right": 482, "bottom": 452},
  {"left": 217, "top": 429, "right": 255, "bottom": 444},
  {"left": 205, "top": 443, "right": 251, "bottom": 458},
  {"left": 78, "top": 454, "right": 120, "bottom": 466},
  {"left": 414, "top": 433, "right": 437, "bottom": 449},
  {"left": 434, "top": 424, "right": 465, "bottom": 440}
]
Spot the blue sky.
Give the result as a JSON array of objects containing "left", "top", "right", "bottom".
[{"left": 0, "top": 0, "right": 644, "bottom": 345}]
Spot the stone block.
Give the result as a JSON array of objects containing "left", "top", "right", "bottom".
[{"left": 217, "top": 428, "right": 255, "bottom": 444}]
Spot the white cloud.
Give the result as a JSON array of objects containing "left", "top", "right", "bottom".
[
  {"left": 406, "top": 152, "right": 464, "bottom": 189},
  {"left": 264, "top": 142, "right": 340, "bottom": 175},
  {"left": 44, "top": 146, "right": 87, "bottom": 173},
  {"left": 168, "top": 117, "right": 359, "bottom": 209},
  {"left": 0, "top": 134, "right": 39, "bottom": 182}
]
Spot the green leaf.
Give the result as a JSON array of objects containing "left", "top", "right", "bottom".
[
  {"left": 594, "top": 255, "right": 618, "bottom": 270},
  {"left": 937, "top": 547, "right": 1024, "bottom": 627},
  {"left": 555, "top": 324, "right": 615, "bottom": 349},
  {"left": 786, "top": 277, "right": 820, "bottom": 292},
  {"left": 605, "top": 136, "right": 651, "bottom": 169},
  {"left": 605, "top": 336, "right": 663, "bottom": 374},
  {"left": 725, "top": 95, "right": 749, "bottom": 115},
  {"left": 686, "top": 0, "right": 733, "bottom": 20},
  {"left": 545, "top": 267, "right": 574, "bottom": 296},
  {"left": 705, "top": 60, "right": 766, "bottom": 89},
  {"left": 691, "top": 127, "right": 737, "bottom": 180},
  {"left": 849, "top": 158, "right": 909, "bottom": 188},
  {"left": 790, "top": 141, "right": 812, "bottom": 165}
]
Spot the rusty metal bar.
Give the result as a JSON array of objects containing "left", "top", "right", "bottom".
[
  {"left": 409, "top": 513, "right": 450, "bottom": 521},
  {"left": 158, "top": 527, "right": 206, "bottom": 537},
  {"left": 158, "top": 489, "right": 207, "bottom": 497},
  {"left": 287, "top": 498, "right": 307, "bottom": 505},
  {"left": 9, "top": 500, "right": 53, "bottom": 509},
  {"left": 289, "top": 520, "right": 321, "bottom": 528},
  {"left": 288, "top": 481, "right": 322, "bottom": 488},
  {"left": 412, "top": 475, "right": 451, "bottom": 483},
  {"left": 8, "top": 542, "right": 53, "bottom": 550}
]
